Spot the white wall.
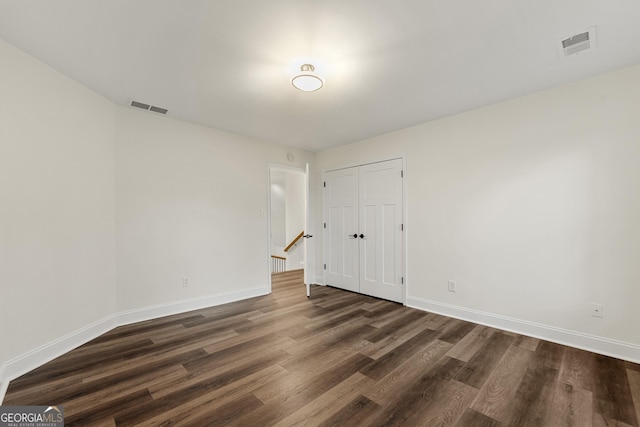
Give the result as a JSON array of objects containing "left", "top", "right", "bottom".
[
  {"left": 115, "top": 107, "right": 314, "bottom": 312},
  {"left": 284, "top": 172, "right": 306, "bottom": 270},
  {"left": 315, "top": 64, "right": 640, "bottom": 360},
  {"left": 0, "top": 39, "right": 316, "bottom": 401},
  {"left": 285, "top": 172, "right": 306, "bottom": 243},
  {"left": 270, "top": 172, "right": 287, "bottom": 249},
  {"left": 0, "top": 39, "right": 117, "bottom": 389}
]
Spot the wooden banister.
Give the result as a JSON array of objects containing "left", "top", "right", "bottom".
[{"left": 284, "top": 231, "right": 304, "bottom": 252}]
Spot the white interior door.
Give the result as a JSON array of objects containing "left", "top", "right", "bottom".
[
  {"left": 323, "top": 159, "right": 404, "bottom": 302},
  {"left": 323, "top": 167, "right": 359, "bottom": 293},
  {"left": 358, "top": 159, "right": 404, "bottom": 302}
]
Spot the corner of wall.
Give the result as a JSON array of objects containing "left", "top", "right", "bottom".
[
  {"left": 0, "top": 365, "right": 7, "bottom": 404},
  {"left": 0, "top": 314, "right": 118, "bottom": 404},
  {"left": 0, "top": 285, "right": 270, "bottom": 404}
]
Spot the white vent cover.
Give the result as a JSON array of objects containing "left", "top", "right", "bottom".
[
  {"left": 129, "top": 99, "right": 168, "bottom": 115},
  {"left": 558, "top": 27, "right": 596, "bottom": 58}
]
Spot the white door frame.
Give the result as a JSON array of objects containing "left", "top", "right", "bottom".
[
  {"left": 267, "top": 163, "right": 309, "bottom": 294},
  {"left": 322, "top": 156, "right": 407, "bottom": 305}
]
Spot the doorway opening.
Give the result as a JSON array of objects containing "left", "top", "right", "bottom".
[{"left": 268, "top": 164, "right": 310, "bottom": 296}]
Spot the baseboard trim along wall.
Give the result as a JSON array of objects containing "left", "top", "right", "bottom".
[
  {"left": 0, "top": 314, "right": 119, "bottom": 405},
  {"left": 0, "top": 286, "right": 269, "bottom": 404},
  {"left": 406, "top": 296, "right": 640, "bottom": 364},
  {"left": 117, "top": 286, "right": 269, "bottom": 326}
]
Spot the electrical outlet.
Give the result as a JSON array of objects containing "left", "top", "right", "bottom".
[
  {"left": 448, "top": 280, "right": 456, "bottom": 292},
  {"left": 591, "top": 303, "right": 603, "bottom": 318},
  {"left": 182, "top": 277, "right": 190, "bottom": 287}
]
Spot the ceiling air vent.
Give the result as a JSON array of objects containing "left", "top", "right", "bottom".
[
  {"left": 129, "top": 99, "right": 168, "bottom": 115},
  {"left": 149, "top": 106, "right": 168, "bottom": 114},
  {"left": 558, "top": 27, "right": 596, "bottom": 58}
]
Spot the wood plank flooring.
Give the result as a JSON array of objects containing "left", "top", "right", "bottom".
[{"left": 4, "top": 269, "right": 640, "bottom": 426}]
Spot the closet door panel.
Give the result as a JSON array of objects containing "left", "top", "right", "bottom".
[
  {"left": 323, "top": 168, "right": 359, "bottom": 293},
  {"left": 361, "top": 204, "right": 378, "bottom": 284},
  {"left": 359, "top": 159, "right": 404, "bottom": 302}
]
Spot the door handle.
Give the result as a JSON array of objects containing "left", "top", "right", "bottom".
[
  {"left": 359, "top": 234, "right": 365, "bottom": 239},
  {"left": 303, "top": 234, "right": 313, "bottom": 238},
  {"left": 349, "top": 233, "right": 358, "bottom": 239}
]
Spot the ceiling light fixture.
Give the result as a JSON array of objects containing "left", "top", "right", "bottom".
[{"left": 291, "top": 64, "right": 324, "bottom": 92}]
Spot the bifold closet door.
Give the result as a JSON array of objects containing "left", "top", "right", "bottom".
[
  {"left": 323, "top": 159, "right": 403, "bottom": 302},
  {"left": 358, "top": 159, "right": 403, "bottom": 302},
  {"left": 323, "top": 167, "right": 359, "bottom": 293}
]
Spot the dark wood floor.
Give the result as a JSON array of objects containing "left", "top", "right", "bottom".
[{"left": 4, "top": 270, "right": 640, "bottom": 426}]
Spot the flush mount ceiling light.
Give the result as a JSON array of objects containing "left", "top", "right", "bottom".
[{"left": 291, "top": 64, "right": 324, "bottom": 92}]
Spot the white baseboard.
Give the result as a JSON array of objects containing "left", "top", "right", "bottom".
[
  {"left": 0, "top": 314, "right": 118, "bottom": 404},
  {"left": 117, "top": 286, "right": 269, "bottom": 326},
  {"left": 0, "top": 286, "right": 269, "bottom": 404},
  {"left": 406, "top": 296, "right": 640, "bottom": 364}
]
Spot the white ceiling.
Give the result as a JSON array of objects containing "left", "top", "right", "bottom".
[{"left": 2, "top": 1, "right": 640, "bottom": 151}]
